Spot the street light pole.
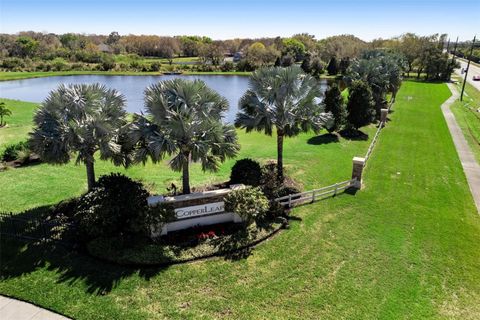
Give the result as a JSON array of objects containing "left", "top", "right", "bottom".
[{"left": 460, "top": 35, "right": 476, "bottom": 101}]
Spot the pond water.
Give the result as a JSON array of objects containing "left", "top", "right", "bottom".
[{"left": 0, "top": 75, "right": 328, "bottom": 123}]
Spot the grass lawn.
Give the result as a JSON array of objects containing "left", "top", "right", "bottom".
[
  {"left": 0, "top": 98, "right": 37, "bottom": 153},
  {"left": 1, "top": 81, "right": 479, "bottom": 319},
  {"left": 450, "top": 77, "right": 480, "bottom": 163}
]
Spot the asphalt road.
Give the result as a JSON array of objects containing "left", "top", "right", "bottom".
[{"left": 454, "top": 58, "right": 480, "bottom": 91}]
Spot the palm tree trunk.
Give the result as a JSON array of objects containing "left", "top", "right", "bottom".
[
  {"left": 85, "top": 160, "right": 95, "bottom": 191},
  {"left": 182, "top": 152, "right": 191, "bottom": 194},
  {"left": 277, "top": 131, "right": 284, "bottom": 182}
]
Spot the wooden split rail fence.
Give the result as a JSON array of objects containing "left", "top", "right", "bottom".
[
  {"left": 275, "top": 101, "right": 394, "bottom": 208},
  {"left": 275, "top": 179, "right": 355, "bottom": 207}
]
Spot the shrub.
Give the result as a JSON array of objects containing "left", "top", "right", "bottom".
[
  {"left": 275, "top": 185, "right": 302, "bottom": 199},
  {"left": 224, "top": 187, "right": 269, "bottom": 224},
  {"left": 1, "top": 57, "right": 25, "bottom": 69},
  {"left": 230, "top": 158, "right": 262, "bottom": 187},
  {"left": 50, "top": 197, "right": 79, "bottom": 218},
  {"left": 130, "top": 60, "right": 141, "bottom": 70},
  {"left": 74, "top": 173, "right": 161, "bottom": 240},
  {"left": 148, "top": 202, "right": 176, "bottom": 236},
  {"left": 221, "top": 61, "right": 234, "bottom": 72},
  {"left": 236, "top": 59, "right": 255, "bottom": 72},
  {"left": 51, "top": 57, "right": 68, "bottom": 71},
  {"left": 150, "top": 62, "right": 161, "bottom": 72},
  {"left": 70, "top": 62, "right": 86, "bottom": 70},
  {"left": 100, "top": 55, "right": 116, "bottom": 71},
  {"left": 267, "top": 200, "right": 286, "bottom": 219},
  {"left": 259, "top": 163, "right": 281, "bottom": 199},
  {"left": 1, "top": 141, "right": 29, "bottom": 162}
]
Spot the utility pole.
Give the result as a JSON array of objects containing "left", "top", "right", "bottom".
[
  {"left": 451, "top": 36, "right": 459, "bottom": 64},
  {"left": 461, "top": 35, "right": 476, "bottom": 101}
]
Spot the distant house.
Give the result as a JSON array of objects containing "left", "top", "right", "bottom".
[
  {"left": 233, "top": 52, "right": 243, "bottom": 62},
  {"left": 97, "top": 43, "right": 113, "bottom": 53}
]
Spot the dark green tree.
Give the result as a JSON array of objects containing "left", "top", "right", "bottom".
[
  {"left": 310, "top": 58, "right": 325, "bottom": 77},
  {"left": 339, "top": 57, "right": 350, "bottom": 75},
  {"left": 346, "top": 80, "right": 375, "bottom": 130},
  {"left": 300, "top": 54, "right": 312, "bottom": 73},
  {"left": 327, "top": 57, "right": 338, "bottom": 75},
  {"left": 324, "top": 84, "right": 346, "bottom": 132}
]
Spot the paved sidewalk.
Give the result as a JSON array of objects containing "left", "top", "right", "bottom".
[
  {"left": 0, "top": 295, "right": 70, "bottom": 320},
  {"left": 442, "top": 83, "right": 480, "bottom": 212}
]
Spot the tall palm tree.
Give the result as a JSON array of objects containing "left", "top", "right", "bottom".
[
  {"left": 126, "top": 78, "right": 239, "bottom": 194},
  {"left": 0, "top": 102, "right": 12, "bottom": 127},
  {"left": 29, "top": 83, "right": 127, "bottom": 191},
  {"left": 235, "top": 66, "right": 332, "bottom": 181}
]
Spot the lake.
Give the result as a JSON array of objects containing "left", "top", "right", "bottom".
[{"left": 0, "top": 75, "right": 329, "bottom": 123}]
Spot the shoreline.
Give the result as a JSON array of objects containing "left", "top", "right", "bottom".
[{"left": 0, "top": 71, "right": 338, "bottom": 82}]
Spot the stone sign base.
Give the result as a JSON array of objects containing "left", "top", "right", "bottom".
[
  {"left": 157, "top": 212, "right": 243, "bottom": 236},
  {"left": 148, "top": 185, "right": 245, "bottom": 237}
]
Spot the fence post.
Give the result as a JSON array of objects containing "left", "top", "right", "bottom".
[
  {"left": 380, "top": 108, "right": 388, "bottom": 126},
  {"left": 312, "top": 190, "right": 316, "bottom": 203},
  {"left": 351, "top": 157, "right": 366, "bottom": 189},
  {"left": 288, "top": 194, "right": 292, "bottom": 207},
  {"left": 333, "top": 183, "right": 338, "bottom": 196}
]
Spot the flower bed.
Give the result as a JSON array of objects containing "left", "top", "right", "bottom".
[{"left": 86, "top": 219, "right": 285, "bottom": 265}]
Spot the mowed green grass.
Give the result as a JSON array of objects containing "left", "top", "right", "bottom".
[
  {"left": 1, "top": 81, "right": 479, "bottom": 319},
  {"left": 0, "top": 98, "right": 37, "bottom": 152},
  {"left": 0, "top": 98, "right": 374, "bottom": 213},
  {"left": 450, "top": 78, "right": 480, "bottom": 163}
]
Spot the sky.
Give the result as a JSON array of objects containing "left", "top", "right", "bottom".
[{"left": 0, "top": 0, "right": 478, "bottom": 41}]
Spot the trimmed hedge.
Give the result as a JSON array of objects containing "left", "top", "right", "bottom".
[{"left": 229, "top": 158, "right": 262, "bottom": 186}]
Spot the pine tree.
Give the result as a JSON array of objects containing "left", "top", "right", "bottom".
[
  {"left": 327, "top": 56, "right": 338, "bottom": 75},
  {"left": 324, "top": 83, "right": 346, "bottom": 132},
  {"left": 346, "top": 80, "right": 375, "bottom": 130}
]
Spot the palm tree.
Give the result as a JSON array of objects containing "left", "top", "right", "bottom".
[
  {"left": 126, "top": 79, "right": 239, "bottom": 194},
  {"left": 0, "top": 102, "right": 12, "bottom": 127},
  {"left": 29, "top": 83, "right": 127, "bottom": 191},
  {"left": 235, "top": 66, "right": 332, "bottom": 181}
]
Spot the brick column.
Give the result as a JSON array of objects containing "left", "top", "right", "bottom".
[
  {"left": 351, "top": 156, "right": 365, "bottom": 189},
  {"left": 380, "top": 108, "right": 388, "bottom": 125}
]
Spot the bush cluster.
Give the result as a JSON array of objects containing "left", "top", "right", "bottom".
[
  {"left": 224, "top": 187, "right": 270, "bottom": 224},
  {"left": 1, "top": 141, "right": 31, "bottom": 162},
  {"left": 228, "top": 158, "right": 301, "bottom": 218},
  {"left": 73, "top": 173, "right": 174, "bottom": 241},
  {"left": 259, "top": 162, "right": 301, "bottom": 199},
  {"left": 229, "top": 158, "right": 262, "bottom": 187}
]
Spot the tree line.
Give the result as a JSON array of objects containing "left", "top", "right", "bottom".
[{"left": 0, "top": 31, "right": 458, "bottom": 79}]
